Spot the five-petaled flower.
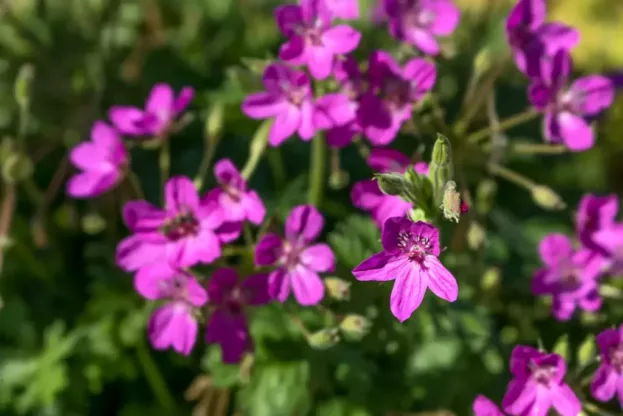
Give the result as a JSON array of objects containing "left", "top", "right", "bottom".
[
  {"left": 136, "top": 267, "right": 207, "bottom": 356},
  {"left": 473, "top": 395, "right": 505, "bottom": 416},
  {"left": 381, "top": 0, "right": 460, "bottom": 56},
  {"left": 591, "top": 325, "right": 623, "bottom": 406},
  {"left": 242, "top": 63, "right": 315, "bottom": 146},
  {"left": 505, "top": 0, "right": 579, "bottom": 74},
  {"left": 275, "top": 0, "right": 361, "bottom": 80},
  {"left": 67, "top": 121, "right": 127, "bottom": 198},
  {"left": 532, "top": 233, "right": 603, "bottom": 321},
  {"left": 352, "top": 148, "right": 428, "bottom": 227},
  {"left": 116, "top": 176, "right": 225, "bottom": 276},
  {"left": 359, "top": 50, "right": 436, "bottom": 145},
  {"left": 109, "top": 83, "right": 194, "bottom": 137},
  {"left": 352, "top": 217, "right": 458, "bottom": 322},
  {"left": 527, "top": 49, "right": 615, "bottom": 151},
  {"left": 203, "top": 158, "right": 266, "bottom": 226},
  {"left": 502, "top": 345, "right": 581, "bottom": 416},
  {"left": 255, "top": 204, "right": 335, "bottom": 306},
  {"left": 206, "top": 268, "right": 271, "bottom": 364}
]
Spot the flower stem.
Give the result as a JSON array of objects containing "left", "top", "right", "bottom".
[
  {"left": 466, "top": 109, "right": 540, "bottom": 144},
  {"left": 488, "top": 162, "right": 536, "bottom": 190},
  {"left": 136, "top": 337, "right": 177, "bottom": 415},
  {"left": 509, "top": 143, "right": 568, "bottom": 155},
  {"left": 193, "top": 134, "right": 220, "bottom": 191},
  {"left": 126, "top": 170, "right": 145, "bottom": 200},
  {"left": 267, "top": 148, "right": 286, "bottom": 190},
  {"left": 583, "top": 401, "right": 618, "bottom": 416},
  {"left": 308, "top": 133, "right": 326, "bottom": 207},
  {"left": 159, "top": 140, "right": 170, "bottom": 203}
]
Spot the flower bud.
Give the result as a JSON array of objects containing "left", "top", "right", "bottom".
[
  {"left": 409, "top": 207, "right": 429, "bottom": 223},
  {"left": 328, "top": 169, "right": 350, "bottom": 190},
  {"left": 429, "top": 133, "right": 454, "bottom": 206},
  {"left": 14, "top": 64, "right": 35, "bottom": 109},
  {"left": 205, "top": 102, "right": 224, "bottom": 139},
  {"left": 440, "top": 181, "right": 462, "bottom": 223},
  {"left": 2, "top": 152, "right": 33, "bottom": 184},
  {"left": 476, "top": 179, "right": 497, "bottom": 214},
  {"left": 531, "top": 185, "right": 566, "bottom": 211},
  {"left": 374, "top": 172, "right": 410, "bottom": 197},
  {"left": 81, "top": 213, "right": 107, "bottom": 235},
  {"left": 339, "top": 314, "right": 371, "bottom": 341},
  {"left": 307, "top": 328, "right": 340, "bottom": 350},
  {"left": 324, "top": 277, "right": 350, "bottom": 301},
  {"left": 467, "top": 221, "right": 486, "bottom": 250},
  {"left": 481, "top": 267, "right": 501, "bottom": 291}
]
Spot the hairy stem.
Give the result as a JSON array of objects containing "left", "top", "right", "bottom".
[
  {"left": 308, "top": 133, "right": 326, "bottom": 207},
  {"left": 488, "top": 162, "right": 536, "bottom": 190}
]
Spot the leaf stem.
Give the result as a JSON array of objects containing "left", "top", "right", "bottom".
[
  {"left": 308, "top": 133, "right": 326, "bottom": 207},
  {"left": 466, "top": 109, "right": 540, "bottom": 144}
]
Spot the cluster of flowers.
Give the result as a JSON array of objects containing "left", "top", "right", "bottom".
[{"left": 474, "top": 325, "right": 623, "bottom": 415}]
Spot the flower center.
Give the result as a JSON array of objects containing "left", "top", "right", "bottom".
[
  {"left": 396, "top": 231, "right": 432, "bottom": 263},
  {"left": 404, "top": 6, "right": 435, "bottom": 29},
  {"left": 160, "top": 276, "right": 188, "bottom": 301},
  {"left": 609, "top": 345, "right": 623, "bottom": 373},
  {"left": 557, "top": 261, "right": 581, "bottom": 290},
  {"left": 554, "top": 89, "right": 581, "bottom": 115},
  {"left": 223, "top": 286, "right": 246, "bottom": 315},
  {"left": 279, "top": 240, "right": 305, "bottom": 270},
  {"left": 382, "top": 77, "right": 411, "bottom": 109},
  {"left": 222, "top": 183, "right": 242, "bottom": 202},
  {"left": 161, "top": 211, "right": 200, "bottom": 241},
  {"left": 529, "top": 362, "right": 556, "bottom": 386}
]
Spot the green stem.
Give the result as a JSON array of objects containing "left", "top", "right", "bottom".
[
  {"left": 267, "top": 148, "right": 286, "bottom": 190},
  {"left": 126, "top": 170, "right": 145, "bottom": 200},
  {"left": 159, "top": 141, "right": 170, "bottom": 203},
  {"left": 308, "top": 133, "right": 326, "bottom": 207},
  {"left": 467, "top": 109, "right": 539, "bottom": 144},
  {"left": 509, "top": 143, "right": 568, "bottom": 155},
  {"left": 241, "top": 120, "right": 272, "bottom": 181},
  {"left": 136, "top": 338, "right": 177, "bottom": 415},
  {"left": 584, "top": 401, "right": 618, "bottom": 416},
  {"left": 488, "top": 162, "right": 536, "bottom": 191},
  {"left": 193, "top": 136, "right": 219, "bottom": 191}
]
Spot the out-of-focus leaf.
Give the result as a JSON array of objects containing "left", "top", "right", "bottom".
[
  {"left": 577, "top": 335, "right": 596, "bottom": 367},
  {"left": 552, "top": 334, "right": 569, "bottom": 361},
  {"left": 408, "top": 338, "right": 461, "bottom": 374},
  {"left": 315, "top": 398, "right": 373, "bottom": 416},
  {"left": 328, "top": 215, "right": 382, "bottom": 270},
  {"left": 200, "top": 345, "right": 240, "bottom": 388}
]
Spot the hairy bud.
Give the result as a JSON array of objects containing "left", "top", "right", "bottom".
[
  {"left": 429, "top": 133, "right": 454, "bottom": 206},
  {"left": 375, "top": 172, "right": 410, "bottom": 197},
  {"left": 339, "top": 315, "right": 371, "bottom": 341},
  {"left": 324, "top": 277, "right": 350, "bottom": 301},
  {"left": 531, "top": 185, "right": 566, "bottom": 211},
  {"left": 307, "top": 328, "right": 340, "bottom": 350}
]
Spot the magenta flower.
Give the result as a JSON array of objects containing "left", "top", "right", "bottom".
[
  {"left": 505, "top": 0, "right": 579, "bottom": 74},
  {"left": 255, "top": 205, "right": 335, "bottom": 306},
  {"left": 382, "top": 0, "right": 460, "bottom": 55},
  {"left": 67, "top": 121, "right": 127, "bottom": 198},
  {"left": 116, "top": 176, "right": 224, "bottom": 274},
  {"left": 576, "top": 194, "right": 619, "bottom": 252},
  {"left": 473, "top": 395, "right": 505, "bottom": 416},
  {"left": 359, "top": 51, "right": 436, "bottom": 145},
  {"left": 135, "top": 268, "right": 207, "bottom": 355},
  {"left": 532, "top": 234, "right": 603, "bottom": 321},
  {"left": 591, "top": 325, "right": 623, "bottom": 406},
  {"left": 323, "top": 0, "right": 359, "bottom": 20},
  {"left": 242, "top": 63, "right": 315, "bottom": 146},
  {"left": 275, "top": 0, "right": 361, "bottom": 80},
  {"left": 206, "top": 268, "right": 270, "bottom": 364},
  {"left": 109, "top": 83, "right": 194, "bottom": 137},
  {"left": 593, "top": 224, "right": 623, "bottom": 276},
  {"left": 502, "top": 345, "right": 581, "bottom": 416},
  {"left": 203, "top": 158, "right": 266, "bottom": 226},
  {"left": 351, "top": 148, "right": 428, "bottom": 227},
  {"left": 352, "top": 217, "right": 458, "bottom": 322},
  {"left": 527, "top": 50, "right": 615, "bottom": 151}
]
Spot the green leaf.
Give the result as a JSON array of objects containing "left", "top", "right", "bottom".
[
  {"left": 577, "top": 335, "right": 596, "bottom": 367},
  {"left": 408, "top": 338, "right": 461, "bottom": 374},
  {"left": 552, "top": 334, "right": 569, "bottom": 361},
  {"left": 328, "top": 215, "right": 382, "bottom": 270},
  {"left": 239, "top": 361, "right": 311, "bottom": 416},
  {"left": 315, "top": 399, "right": 373, "bottom": 416},
  {"left": 200, "top": 345, "right": 241, "bottom": 388}
]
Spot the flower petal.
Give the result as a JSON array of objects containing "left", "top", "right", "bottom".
[
  {"left": 134, "top": 262, "right": 176, "bottom": 300},
  {"left": 207, "top": 267, "right": 239, "bottom": 303},
  {"left": 255, "top": 233, "right": 283, "bottom": 266},
  {"left": 423, "top": 255, "right": 458, "bottom": 302},
  {"left": 290, "top": 265, "right": 325, "bottom": 306},
  {"left": 428, "top": 0, "right": 460, "bottom": 36},
  {"left": 165, "top": 176, "right": 200, "bottom": 212},
  {"left": 300, "top": 243, "right": 335, "bottom": 273},
  {"left": 174, "top": 86, "right": 194, "bottom": 114},
  {"left": 146, "top": 83, "right": 174, "bottom": 115},
  {"left": 241, "top": 273, "right": 271, "bottom": 306},
  {"left": 550, "top": 383, "right": 582, "bottom": 416},
  {"left": 403, "top": 58, "right": 436, "bottom": 100},
  {"left": 528, "top": 82, "right": 552, "bottom": 111},
  {"left": 557, "top": 111, "right": 594, "bottom": 151},
  {"left": 278, "top": 37, "right": 307, "bottom": 67},
  {"left": 571, "top": 75, "right": 615, "bottom": 116},
  {"left": 405, "top": 28, "right": 440, "bottom": 56},
  {"left": 108, "top": 106, "right": 145, "bottom": 135},
  {"left": 91, "top": 120, "right": 123, "bottom": 150},
  {"left": 214, "top": 158, "right": 245, "bottom": 189},
  {"left": 274, "top": 4, "right": 303, "bottom": 37},
  {"left": 69, "top": 142, "right": 106, "bottom": 171},
  {"left": 307, "top": 45, "right": 334, "bottom": 80},
  {"left": 390, "top": 263, "right": 427, "bottom": 322},
  {"left": 148, "top": 304, "right": 197, "bottom": 355},
  {"left": 285, "top": 204, "right": 324, "bottom": 243},
  {"left": 122, "top": 200, "right": 166, "bottom": 232},
  {"left": 67, "top": 171, "right": 119, "bottom": 198},
  {"left": 116, "top": 234, "right": 166, "bottom": 271},
  {"left": 351, "top": 180, "right": 383, "bottom": 211},
  {"left": 269, "top": 103, "right": 301, "bottom": 146},
  {"left": 473, "top": 395, "right": 504, "bottom": 416},
  {"left": 314, "top": 93, "right": 357, "bottom": 130},
  {"left": 242, "top": 92, "right": 286, "bottom": 119},
  {"left": 268, "top": 268, "right": 291, "bottom": 302},
  {"left": 367, "top": 148, "right": 410, "bottom": 173},
  {"left": 591, "top": 365, "right": 619, "bottom": 403},
  {"left": 502, "top": 379, "right": 539, "bottom": 415},
  {"left": 538, "top": 233, "right": 574, "bottom": 266},
  {"left": 322, "top": 25, "right": 361, "bottom": 55},
  {"left": 206, "top": 310, "right": 249, "bottom": 364},
  {"left": 352, "top": 251, "right": 406, "bottom": 281}
]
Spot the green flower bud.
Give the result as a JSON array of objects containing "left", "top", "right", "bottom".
[
  {"left": 440, "top": 180, "right": 462, "bottom": 223},
  {"left": 429, "top": 133, "right": 454, "bottom": 206},
  {"left": 81, "top": 213, "right": 107, "bottom": 235},
  {"left": 328, "top": 170, "right": 350, "bottom": 190},
  {"left": 467, "top": 221, "right": 486, "bottom": 250},
  {"left": 2, "top": 152, "right": 33, "bottom": 183},
  {"left": 307, "top": 328, "right": 340, "bottom": 350},
  {"left": 374, "top": 172, "right": 410, "bottom": 197},
  {"left": 409, "top": 207, "right": 429, "bottom": 223},
  {"left": 205, "top": 102, "right": 224, "bottom": 139},
  {"left": 339, "top": 315, "right": 371, "bottom": 341},
  {"left": 14, "top": 64, "right": 35, "bottom": 109},
  {"left": 531, "top": 185, "right": 566, "bottom": 211},
  {"left": 476, "top": 179, "right": 497, "bottom": 214},
  {"left": 324, "top": 277, "right": 350, "bottom": 301},
  {"left": 481, "top": 267, "right": 501, "bottom": 291}
]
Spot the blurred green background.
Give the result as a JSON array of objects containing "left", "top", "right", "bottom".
[{"left": 1, "top": 0, "right": 623, "bottom": 415}]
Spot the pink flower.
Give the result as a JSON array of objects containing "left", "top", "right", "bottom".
[
  {"left": 358, "top": 50, "right": 436, "bottom": 145},
  {"left": 351, "top": 148, "right": 428, "bottom": 228},
  {"left": 66, "top": 121, "right": 127, "bottom": 198},
  {"left": 323, "top": 0, "right": 359, "bottom": 20},
  {"left": 135, "top": 268, "right": 207, "bottom": 355},
  {"left": 381, "top": 0, "right": 460, "bottom": 56},
  {"left": 275, "top": 0, "right": 361, "bottom": 79},
  {"left": 502, "top": 345, "right": 581, "bottom": 416},
  {"left": 254, "top": 205, "right": 335, "bottom": 306},
  {"left": 527, "top": 49, "right": 615, "bottom": 151},
  {"left": 116, "top": 176, "right": 224, "bottom": 274},
  {"left": 473, "top": 395, "right": 505, "bottom": 416},
  {"left": 352, "top": 217, "right": 458, "bottom": 322},
  {"left": 576, "top": 194, "right": 619, "bottom": 251},
  {"left": 591, "top": 325, "right": 623, "bottom": 406},
  {"left": 532, "top": 233, "right": 603, "bottom": 320},
  {"left": 203, "top": 159, "right": 266, "bottom": 226},
  {"left": 206, "top": 268, "right": 271, "bottom": 364},
  {"left": 109, "top": 83, "right": 194, "bottom": 137},
  {"left": 593, "top": 224, "right": 623, "bottom": 276},
  {"left": 242, "top": 63, "right": 315, "bottom": 146},
  {"left": 506, "top": 0, "right": 579, "bottom": 75}
]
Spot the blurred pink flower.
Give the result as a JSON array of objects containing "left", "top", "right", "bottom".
[
  {"left": 473, "top": 395, "right": 505, "bottom": 416},
  {"left": 381, "top": 0, "right": 460, "bottom": 56},
  {"left": 502, "top": 346, "right": 581, "bottom": 416},
  {"left": 323, "top": 0, "right": 359, "bottom": 20},
  {"left": 352, "top": 217, "right": 457, "bottom": 322},
  {"left": 591, "top": 325, "right": 623, "bottom": 406},
  {"left": 109, "top": 83, "right": 193, "bottom": 137},
  {"left": 242, "top": 63, "right": 315, "bottom": 146},
  {"left": 275, "top": 0, "right": 361, "bottom": 79},
  {"left": 532, "top": 233, "right": 603, "bottom": 321},
  {"left": 527, "top": 50, "right": 614, "bottom": 151},
  {"left": 116, "top": 176, "right": 225, "bottom": 274},
  {"left": 254, "top": 205, "right": 335, "bottom": 306},
  {"left": 135, "top": 268, "right": 207, "bottom": 356},
  {"left": 67, "top": 121, "right": 127, "bottom": 198},
  {"left": 206, "top": 268, "right": 271, "bottom": 364}
]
